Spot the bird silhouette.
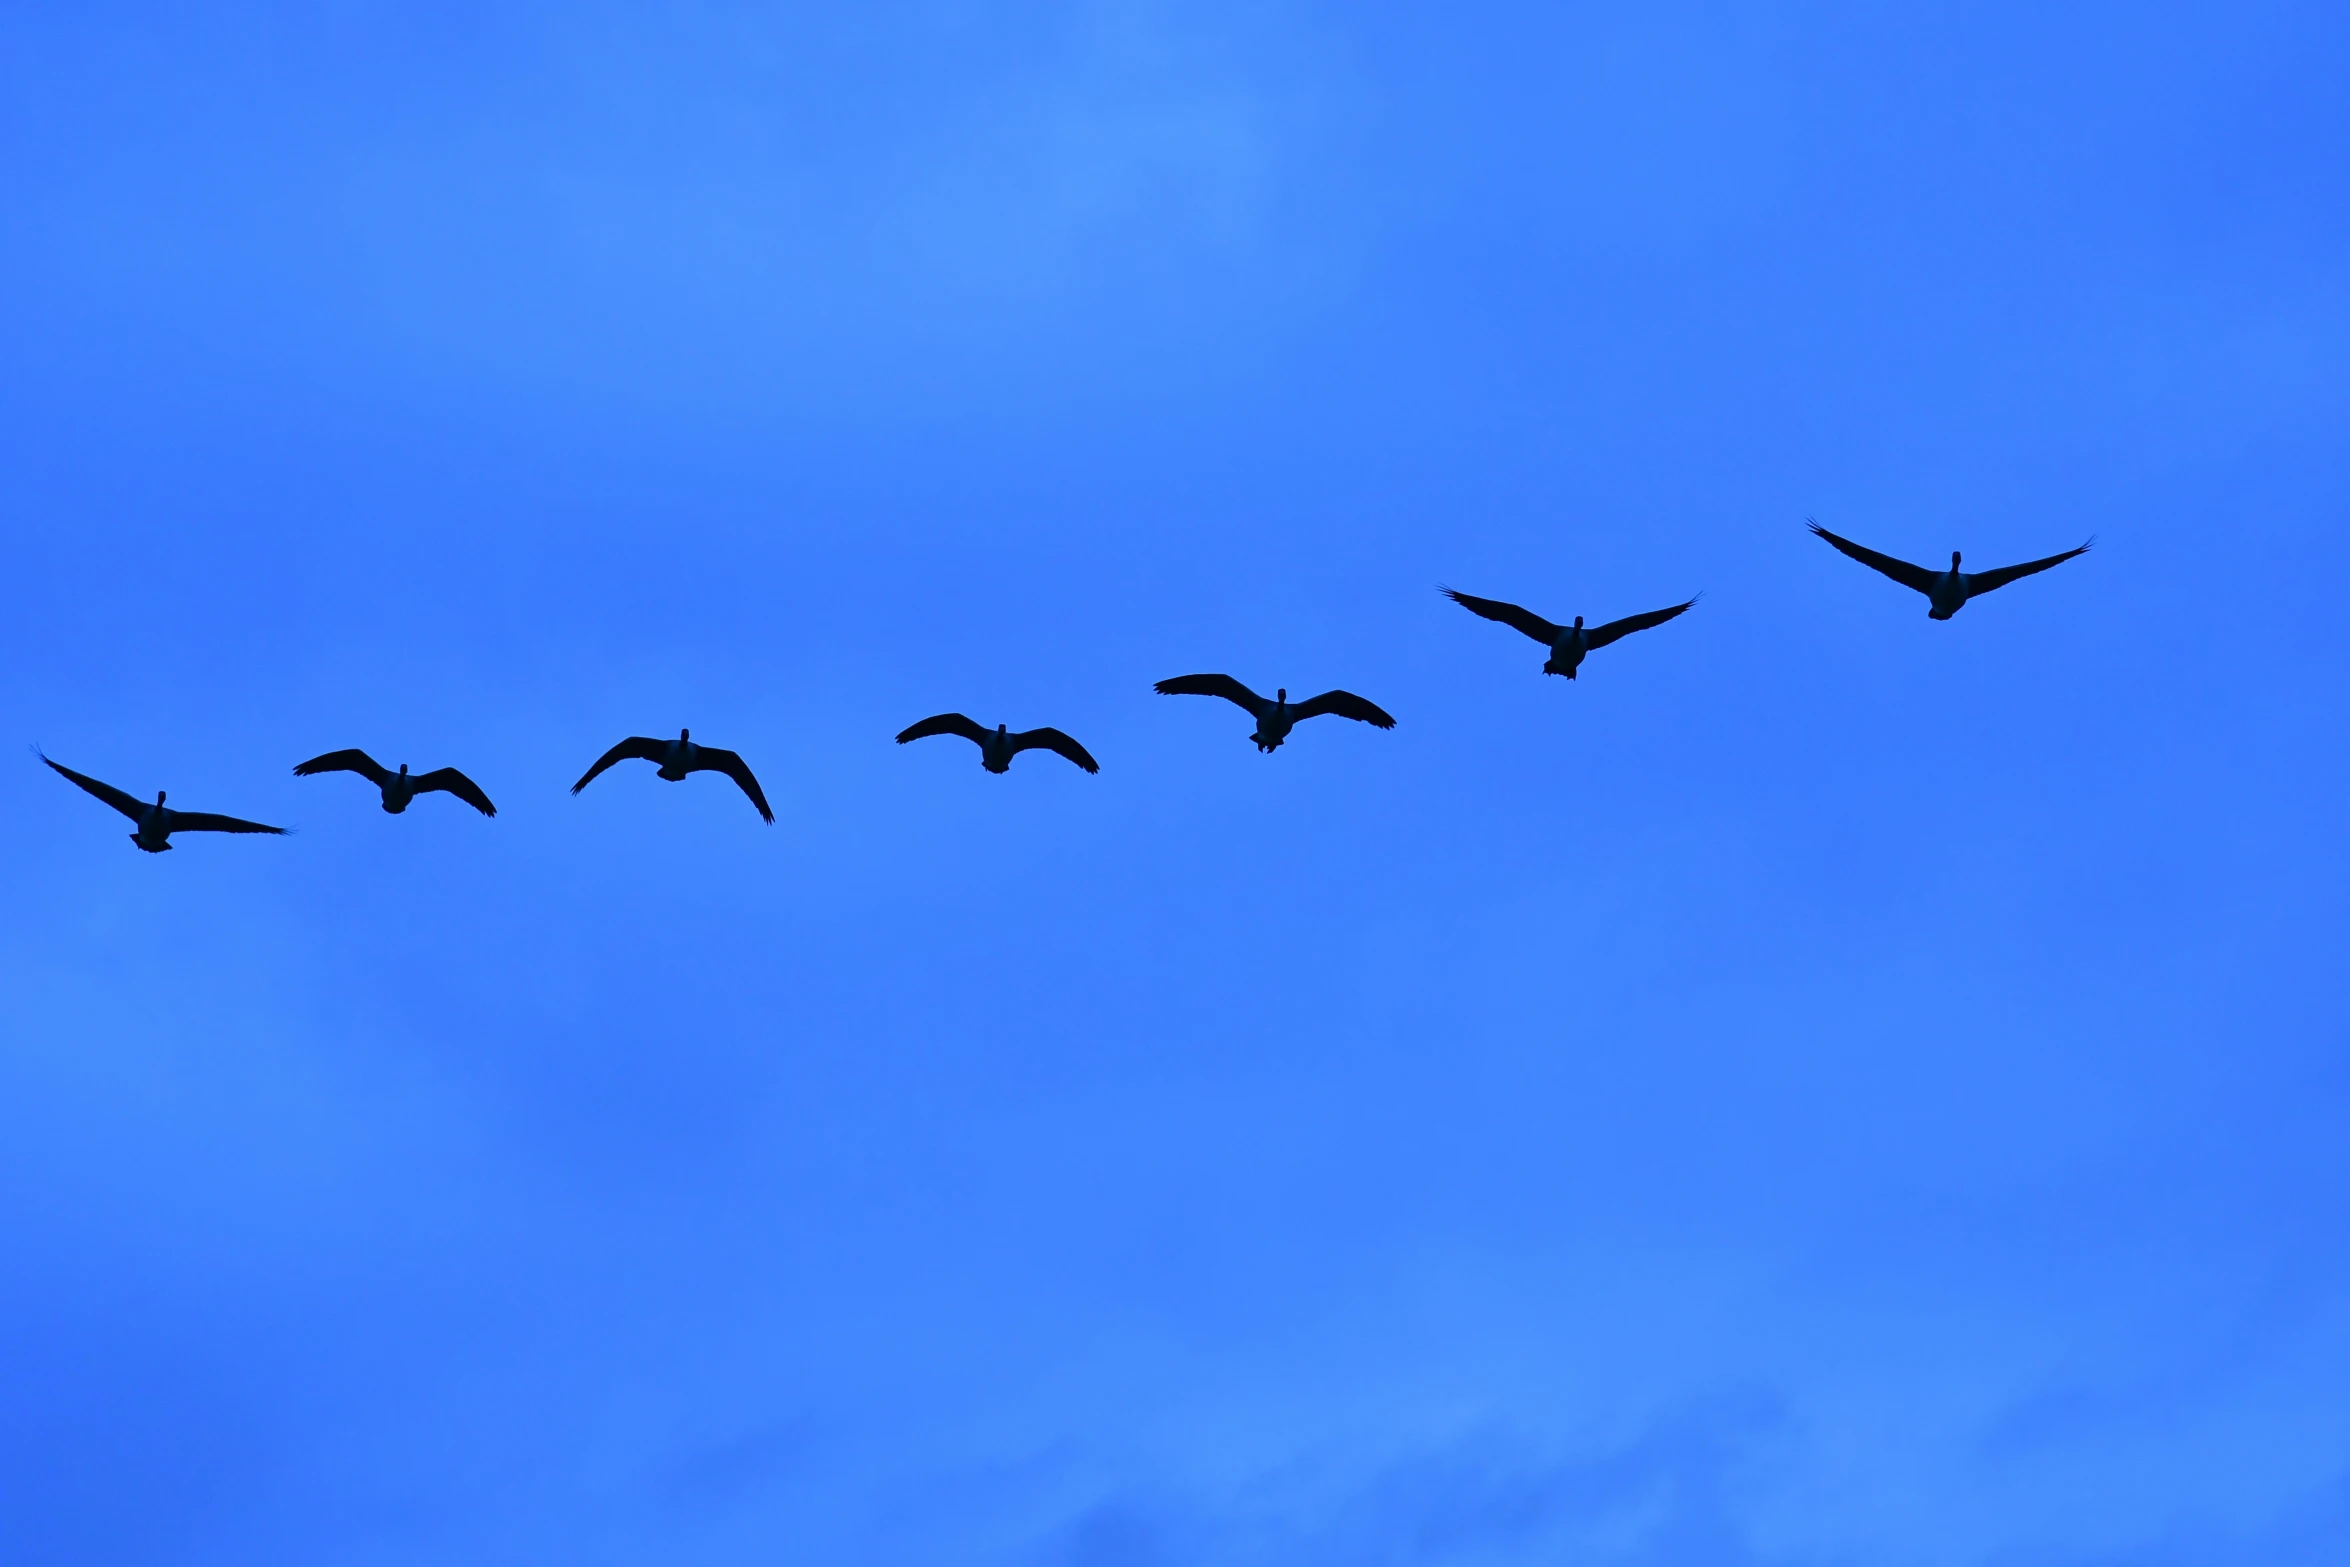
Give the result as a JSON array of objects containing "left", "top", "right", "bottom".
[
  {"left": 1442, "top": 586, "right": 1697, "bottom": 678},
  {"left": 1809, "top": 520, "right": 2092, "bottom": 620},
  {"left": 1153, "top": 675, "right": 1395, "bottom": 753},
  {"left": 570, "top": 728, "right": 773, "bottom": 822},
  {"left": 895, "top": 715, "right": 1099, "bottom": 774},
  {"left": 294, "top": 749, "right": 496, "bottom": 816},
  {"left": 40, "top": 752, "right": 288, "bottom": 853}
]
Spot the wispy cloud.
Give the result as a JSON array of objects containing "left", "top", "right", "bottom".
[{"left": 1016, "top": 1388, "right": 1798, "bottom": 1567}]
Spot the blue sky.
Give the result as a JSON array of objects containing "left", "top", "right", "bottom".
[{"left": 1, "top": 3, "right": 2346, "bottom": 1563}]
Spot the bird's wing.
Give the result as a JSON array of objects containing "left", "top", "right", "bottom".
[
  {"left": 692, "top": 746, "right": 775, "bottom": 823},
  {"left": 1440, "top": 587, "right": 1564, "bottom": 645},
  {"left": 1962, "top": 538, "right": 2094, "bottom": 597},
  {"left": 1153, "top": 674, "right": 1269, "bottom": 716},
  {"left": 1582, "top": 595, "right": 1700, "bottom": 650},
  {"left": 1010, "top": 727, "right": 1100, "bottom": 773},
  {"left": 40, "top": 754, "right": 149, "bottom": 821},
  {"left": 895, "top": 713, "right": 991, "bottom": 747},
  {"left": 292, "top": 748, "right": 391, "bottom": 784},
  {"left": 1808, "top": 521, "right": 1942, "bottom": 595},
  {"left": 571, "top": 736, "right": 667, "bottom": 794},
  {"left": 1288, "top": 690, "right": 1397, "bottom": 728},
  {"left": 166, "top": 811, "right": 289, "bottom": 836},
  {"left": 411, "top": 767, "right": 497, "bottom": 817}
]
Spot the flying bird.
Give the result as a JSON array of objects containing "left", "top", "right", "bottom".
[
  {"left": 40, "top": 752, "right": 288, "bottom": 853},
  {"left": 1153, "top": 675, "right": 1395, "bottom": 753},
  {"left": 570, "top": 728, "right": 773, "bottom": 822},
  {"left": 1808, "top": 520, "right": 2092, "bottom": 620},
  {"left": 294, "top": 749, "right": 496, "bottom": 817},
  {"left": 895, "top": 715, "right": 1099, "bottom": 774},
  {"left": 1442, "top": 586, "right": 1698, "bottom": 679}
]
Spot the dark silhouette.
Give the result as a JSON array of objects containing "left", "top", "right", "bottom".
[
  {"left": 1809, "top": 520, "right": 2092, "bottom": 620},
  {"left": 294, "top": 749, "right": 496, "bottom": 817},
  {"left": 1153, "top": 675, "right": 1395, "bottom": 753},
  {"left": 40, "top": 752, "right": 287, "bottom": 853},
  {"left": 1442, "top": 586, "right": 1698, "bottom": 679},
  {"left": 895, "top": 715, "right": 1099, "bottom": 774},
  {"left": 570, "top": 728, "right": 773, "bottom": 822}
]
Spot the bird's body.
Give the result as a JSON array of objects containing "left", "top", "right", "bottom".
[
  {"left": 1152, "top": 675, "right": 1395, "bottom": 753},
  {"left": 1807, "top": 521, "right": 2092, "bottom": 619},
  {"left": 1254, "top": 699, "right": 1299, "bottom": 752},
  {"left": 1550, "top": 625, "right": 1590, "bottom": 678},
  {"left": 40, "top": 753, "right": 287, "bottom": 852},
  {"left": 1924, "top": 565, "right": 1968, "bottom": 621},
  {"left": 570, "top": 728, "right": 773, "bottom": 821},
  {"left": 1441, "top": 587, "right": 1698, "bottom": 678},
  {"left": 895, "top": 714, "right": 1099, "bottom": 774},
  {"left": 293, "top": 749, "right": 496, "bottom": 816}
]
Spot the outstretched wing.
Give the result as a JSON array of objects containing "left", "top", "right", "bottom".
[
  {"left": 896, "top": 713, "right": 992, "bottom": 748},
  {"left": 411, "top": 767, "right": 497, "bottom": 817},
  {"left": 1808, "top": 521, "right": 1941, "bottom": 596},
  {"left": 1440, "top": 587, "right": 1564, "bottom": 645},
  {"left": 168, "top": 811, "right": 288, "bottom": 836},
  {"left": 40, "top": 753, "right": 148, "bottom": 822},
  {"left": 1963, "top": 538, "right": 2094, "bottom": 598},
  {"left": 690, "top": 746, "right": 775, "bottom": 823},
  {"left": 1153, "top": 674, "right": 1270, "bottom": 716},
  {"left": 292, "top": 748, "right": 393, "bottom": 785},
  {"left": 1583, "top": 595, "right": 1700, "bottom": 650},
  {"left": 571, "top": 736, "right": 667, "bottom": 794},
  {"left": 1288, "top": 690, "right": 1396, "bottom": 729},
  {"left": 1010, "top": 727, "right": 1100, "bottom": 774}
]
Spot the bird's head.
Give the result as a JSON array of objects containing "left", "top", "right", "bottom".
[
  {"left": 679, "top": 728, "right": 691, "bottom": 742},
  {"left": 1573, "top": 615, "right": 1585, "bottom": 629},
  {"left": 1276, "top": 688, "right": 1288, "bottom": 704},
  {"left": 398, "top": 763, "right": 410, "bottom": 776},
  {"left": 154, "top": 790, "right": 166, "bottom": 805},
  {"left": 1951, "top": 550, "right": 1963, "bottom": 568}
]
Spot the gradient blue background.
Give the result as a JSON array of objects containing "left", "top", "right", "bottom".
[{"left": 2, "top": 4, "right": 2346, "bottom": 1563}]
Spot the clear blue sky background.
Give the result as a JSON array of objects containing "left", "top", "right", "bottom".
[{"left": 2, "top": 4, "right": 2345, "bottom": 1563}]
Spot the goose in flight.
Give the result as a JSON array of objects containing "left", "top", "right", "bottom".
[
  {"left": 895, "top": 714, "right": 1100, "bottom": 774},
  {"left": 1153, "top": 675, "right": 1395, "bottom": 753},
  {"left": 1442, "top": 586, "right": 1697, "bottom": 679},
  {"left": 1808, "top": 520, "right": 2092, "bottom": 620},
  {"left": 294, "top": 749, "right": 496, "bottom": 817},
  {"left": 40, "top": 752, "right": 288, "bottom": 853},
  {"left": 570, "top": 728, "right": 773, "bottom": 822}
]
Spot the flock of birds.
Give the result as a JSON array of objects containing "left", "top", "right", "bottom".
[{"left": 38, "top": 522, "right": 2092, "bottom": 851}]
